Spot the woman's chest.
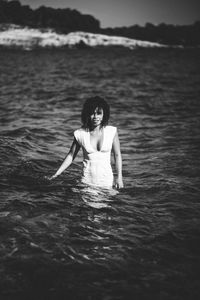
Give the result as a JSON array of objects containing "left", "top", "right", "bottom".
[
  {"left": 89, "top": 130, "right": 104, "bottom": 152},
  {"left": 82, "top": 129, "right": 113, "bottom": 153}
]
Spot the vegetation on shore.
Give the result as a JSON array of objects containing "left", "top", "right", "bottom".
[{"left": 0, "top": 0, "right": 199, "bottom": 46}]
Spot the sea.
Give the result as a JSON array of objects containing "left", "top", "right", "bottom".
[{"left": 0, "top": 47, "right": 200, "bottom": 300}]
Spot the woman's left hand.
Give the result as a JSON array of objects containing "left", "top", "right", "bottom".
[{"left": 114, "top": 177, "right": 124, "bottom": 189}]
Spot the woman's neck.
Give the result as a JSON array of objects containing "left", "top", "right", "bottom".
[{"left": 90, "top": 125, "right": 103, "bottom": 132}]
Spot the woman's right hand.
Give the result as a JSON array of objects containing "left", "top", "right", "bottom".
[{"left": 45, "top": 174, "right": 57, "bottom": 181}]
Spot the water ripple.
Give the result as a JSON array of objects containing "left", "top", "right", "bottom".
[{"left": 0, "top": 48, "right": 200, "bottom": 299}]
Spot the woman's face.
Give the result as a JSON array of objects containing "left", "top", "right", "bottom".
[{"left": 90, "top": 107, "right": 104, "bottom": 127}]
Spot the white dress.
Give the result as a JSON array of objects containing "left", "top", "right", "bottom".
[{"left": 74, "top": 126, "right": 117, "bottom": 188}]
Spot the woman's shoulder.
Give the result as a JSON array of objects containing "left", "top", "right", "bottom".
[
  {"left": 74, "top": 127, "right": 85, "bottom": 134},
  {"left": 74, "top": 128, "right": 87, "bottom": 145},
  {"left": 105, "top": 125, "right": 117, "bottom": 136},
  {"left": 74, "top": 127, "right": 84, "bottom": 137},
  {"left": 105, "top": 125, "right": 117, "bottom": 132},
  {"left": 74, "top": 127, "right": 89, "bottom": 137}
]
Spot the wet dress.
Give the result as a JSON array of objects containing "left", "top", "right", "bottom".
[{"left": 74, "top": 126, "right": 117, "bottom": 188}]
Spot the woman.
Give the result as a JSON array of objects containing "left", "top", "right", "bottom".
[{"left": 49, "top": 96, "right": 124, "bottom": 189}]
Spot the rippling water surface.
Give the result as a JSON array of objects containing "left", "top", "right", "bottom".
[{"left": 0, "top": 48, "right": 200, "bottom": 299}]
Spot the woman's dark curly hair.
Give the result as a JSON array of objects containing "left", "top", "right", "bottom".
[{"left": 81, "top": 96, "right": 110, "bottom": 130}]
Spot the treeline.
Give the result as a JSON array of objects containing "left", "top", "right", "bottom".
[
  {"left": 102, "top": 22, "right": 200, "bottom": 46},
  {"left": 0, "top": 0, "right": 100, "bottom": 33},
  {"left": 0, "top": 0, "right": 200, "bottom": 46}
]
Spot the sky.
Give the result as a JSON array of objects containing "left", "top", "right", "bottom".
[{"left": 19, "top": 0, "right": 200, "bottom": 28}]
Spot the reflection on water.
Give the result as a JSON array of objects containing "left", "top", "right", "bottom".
[
  {"left": 0, "top": 48, "right": 200, "bottom": 299},
  {"left": 72, "top": 184, "right": 119, "bottom": 209}
]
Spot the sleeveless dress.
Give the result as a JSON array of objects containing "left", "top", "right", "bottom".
[{"left": 74, "top": 126, "right": 117, "bottom": 188}]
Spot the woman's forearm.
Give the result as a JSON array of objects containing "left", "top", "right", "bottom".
[
  {"left": 48, "top": 138, "right": 80, "bottom": 180},
  {"left": 115, "top": 153, "right": 123, "bottom": 178},
  {"left": 54, "top": 154, "right": 73, "bottom": 177},
  {"left": 112, "top": 131, "right": 124, "bottom": 188},
  {"left": 114, "top": 152, "right": 124, "bottom": 188}
]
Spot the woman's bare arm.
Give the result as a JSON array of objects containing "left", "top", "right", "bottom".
[
  {"left": 112, "top": 130, "right": 124, "bottom": 189},
  {"left": 49, "top": 138, "right": 80, "bottom": 179}
]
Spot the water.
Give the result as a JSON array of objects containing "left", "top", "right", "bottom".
[{"left": 0, "top": 48, "right": 200, "bottom": 299}]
